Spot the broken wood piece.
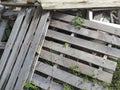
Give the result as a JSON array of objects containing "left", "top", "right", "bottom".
[{"left": 39, "top": 0, "right": 120, "bottom": 10}]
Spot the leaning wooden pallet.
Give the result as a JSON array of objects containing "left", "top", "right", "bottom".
[
  {"left": 0, "top": 6, "right": 49, "bottom": 89},
  {"left": 29, "top": 11, "right": 120, "bottom": 90}
]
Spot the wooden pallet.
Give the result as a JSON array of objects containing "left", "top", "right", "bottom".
[
  {"left": 0, "top": 6, "right": 50, "bottom": 90},
  {"left": 31, "top": 11, "right": 119, "bottom": 90}
]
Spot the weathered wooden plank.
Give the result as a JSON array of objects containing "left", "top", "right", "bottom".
[
  {"left": 40, "top": 49, "right": 113, "bottom": 83},
  {"left": 53, "top": 12, "right": 120, "bottom": 37},
  {"left": 46, "top": 30, "right": 120, "bottom": 59},
  {"left": 32, "top": 74, "right": 63, "bottom": 90},
  {"left": 0, "top": 9, "right": 25, "bottom": 78},
  {"left": 0, "top": 8, "right": 34, "bottom": 89},
  {"left": 28, "top": 21, "right": 50, "bottom": 82},
  {"left": 35, "top": 61, "right": 104, "bottom": 90},
  {"left": 51, "top": 20, "right": 120, "bottom": 48},
  {"left": 43, "top": 40, "right": 116, "bottom": 71},
  {"left": 39, "top": 0, "right": 120, "bottom": 10},
  {"left": 0, "top": 2, "right": 34, "bottom": 7},
  {"left": 0, "top": 42, "right": 6, "bottom": 49},
  {"left": 5, "top": 7, "right": 40, "bottom": 90},
  {"left": 0, "top": 20, "right": 8, "bottom": 41},
  {"left": 14, "top": 11, "right": 50, "bottom": 90}
]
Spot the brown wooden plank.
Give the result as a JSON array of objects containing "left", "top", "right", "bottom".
[
  {"left": 53, "top": 12, "right": 120, "bottom": 37},
  {"left": 46, "top": 30, "right": 120, "bottom": 59},
  {"left": 14, "top": 11, "right": 50, "bottom": 90},
  {"left": 51, "top": 20, "right": 120, "bottom": 48},
  {"left": 35, "top": 61, "right": 104, "bottom": 90},
  {"left": 43, "top": 40, "right": 117, "bottom": 71},
  {"left": 40, "top": 49, "right": 113, "bottom": 83}
]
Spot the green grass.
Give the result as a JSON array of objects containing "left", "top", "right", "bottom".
[
  {"left": 62, "top": 83, "right": 73, "bottom": 90},
  {"left": 24, "top": 83, "right": 40, "bottom": 90},
  {"left": 110, "top": 59, "right": 120, "bottom": 89}
]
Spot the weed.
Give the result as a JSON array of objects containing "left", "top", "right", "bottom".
[
  {"left": 64, "top": 43, "right": 69, "bottom": 48},
  {"left": 62, "top": 83, "right": 73, "bottom": 90},
  {"left": 71, "top": 15, "right": 84, "bottom": 29},
  {"left": 110, "top": 59, "right": 120, "bottom": 89},
  {"left": 24, "top": 83, "right": 39, "bottom": 90},
  {"left": 70, "top": 65, "right": 78, "bottom": 70}
]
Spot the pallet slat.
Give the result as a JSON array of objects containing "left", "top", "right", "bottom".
[
  {"left": 35, "top": 61, "right": 104, "bottom": 90},
  {"left": 0, "top": 20, "right": 8, "bottom": 42},
  {"left": 53, "top": 12, "right": 120, "bottom": 37},
  {"left": 0, "top": 8, "right": 34, "bottom": 89},
  {"left": 51, "top": 20, "right": 120, "bottom": 48},
  {"left": 0, "top": 42, "right": 6, "bottom": 49},
  {"left": 5, "top": 7, "right": 41, "bottom": 90},
  {"left": 43, "top": 40, "right": 116, "bottom": 71},
  {"left": 40, "top": 49, "right": 113, "bottom": 83},
  {"left": 14, "top": 11, "right": 50, "bottom": 90},
  {"left": 47, "top": 29, "right": 120, "bottom": 59},
  {"left": 0, "top": 9, "right": 25, "bottom": 80},
  {"left": 32, "top": 74, "right": 63, "bottom": 90}
]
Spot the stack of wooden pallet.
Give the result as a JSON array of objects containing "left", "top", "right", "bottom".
[
  {"left": 0, "top": 0, "right": 120, "bottom": 90},
  {"left": 0, "top": 6, "right": 50, "bottom": 90}
]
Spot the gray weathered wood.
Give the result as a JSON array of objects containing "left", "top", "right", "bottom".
[
  {"left": 0, "top": 9, "right": 25, "bottom": 79},
  {"left": 43, "top": 40, "right": 117, "bottom": 71},
  {"left": 40, "top": 49, "right": 113, "bottom": 83},
  {"left": 14, "top": 11, "right": 50, "bottom": 90},
  {"left": 39, "top": 0, "right": 120, "bottom": 10},
  {"left": 0, "top": 42, "right": 6, "bottom": 49},
  {"left": 0, "top": 8, "right": 34, "bottom": 89},
  {"left": 5, "top": 7, "right": 40, "bottom": 90},
  {"left": 53, "top": 12, "right": 120, "bottom": 37},
  {"left": 28, "top": 21, "right": 50, "bottom": 82},
  {"left": 47, "top": 30, "right": 120, "bottom": 59},
  {"left": 32, "top": 74, "right": 63, "bottom": 90},
  {"left": 35, "top": 61, "right": 104, "bottom": 90},
  {"left": 51, "top": 20, "right": 120, "bottom": 49},
  {"left": 0, "top": 20, "right": 8, "bottom": 42}
]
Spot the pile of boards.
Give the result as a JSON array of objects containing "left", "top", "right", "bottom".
[{"left": 0, "top": 0, "right": 120, "bottom": 90}]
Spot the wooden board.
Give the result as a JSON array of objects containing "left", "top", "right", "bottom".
[
  {"left": 40, "top": 49, "right": 113, "bottom": 83},
  {"left": 34, "top": 11, "right": 118, "bottom": 86},
  {"left": 32, "top": 74, "right": 63, "bottom": 90},
  {"left": 4, "top": 7, "right": 40, "bottom": 90},
  {"left": 0, "top": 20, "right": 8, "bottom": 42},
  {"left": 51, "top": 20, "right": 120, "bottom": 49},
  {"left": 0, "top": 9, "right": 25, "bottom": 79},
  {"left": 35, "top": 61, "right": 104, "bottom": 90},
  {"left": 0, "top": 8, "right": 34, "bottom": 89},
  {"left": 39, "top": 0, "right": 120, "bottom": 10},
  {"left": 14, "top": 11, "right": 50, "bottom": 90},
  {"left": 0, "top": 42, "right": 6, "bottom": 49},
  {"left": 53, "top": 12, "right": 120, "bottom": 37}
]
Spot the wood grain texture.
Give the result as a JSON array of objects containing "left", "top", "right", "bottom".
[
  {"left": 40, "top": 49, "right": 113, "bottom": 83},
  {"left": 43, "top": 40, "right": 117, "bottom": 71},
  {"left": 35, "top": 61, "right": 104, "bottom": 90},
  {"left": 14, "top": 11, "right": 50, "bottom": 90},
  {"left": 39, "top": 0, "right": 120, "bottom": 9},
  {"left": 0, "top": 9, "right": 25, "bottom": 82}
]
